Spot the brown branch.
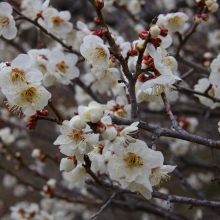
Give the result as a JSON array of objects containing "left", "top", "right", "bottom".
[
  {"left": 174, "top": 85, "right": 220, "bottom": 103},
  {"left": 37, "top": 115, "right": 62, "bottom": 125},
  {"left": 161, "top": 92, "right": 185, "bottom": 133},
  {"left": 48, "top": 100, "right": 64, "bottom": 122},
  {"left": 111, "top": 115, "right": 220, "bottom": 150},
  {"left": 88, "top": 0, "right": 138, "bottom": 120}
]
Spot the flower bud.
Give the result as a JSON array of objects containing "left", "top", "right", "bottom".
[
  {"left": 150, "top": 25, "right": 161, "bottom": 37},
  {"left": 31, "top": 149, "right": 41, "bottom": 159},
  {"left": 96, "top": 0, "right": 104, "bottom": 10},
  {"left": 159, "top": 27, "right": 168, "bottom": 37},
  {"left": 70, "top": 115, "right": 87, "bottom": 130},
  {"left": 47, "top": 179, "right": 56, "bottom": 190},
  {"left": 101, "top": 125, "right": 117, "bottom": 141},
  {"left": 150, "top": 36, "right": 162, "bottom": 48},
  {"left": 205, "top": 0, "right": 214, "bottom": 7},
  {"left": 136, "top": 41, "right": 145, "bottom": 51},
  {"left": 194, "top": 14, "right": 202, "bottom": 23},
  {"left": 93, "top": 16, "right": 101, "bottom": 25},
  {"left": 95, "top": 121, "right": 106, "bottom": 133},
  {"left": 201, "top": 14, "right": 209, "bottom": 22},
  {"left": 208, "top": 2, "right": 219, "bottom": 13},
  {"left": 60, "top": 157, "right": 77, "bottom": 172},
  {"left": 138, "top": 30, "right": 149, "bottom": 40}
]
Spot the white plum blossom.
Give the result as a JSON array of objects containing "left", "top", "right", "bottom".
[
  {"left": 46, "top": 50, "right": 80, "bottom": 86},
  {"left": 62, "top": 165, "right": 90, "bottom": 189},
  {"left": 60, "top": 157, "right": 77, "bottom": 172},
  {"left": 194, "top": 78, "right": 220, "bottom": 109},
  {"left": 136, "top": 44, "right": 180, "bottom": 103},
  {"left": 42, "top": 6, "right": 73, "bottom": 36},
  {"left": 108, "top": 140, "right": 171, "bottom": 199},
  {"left": 209, "top": 54, "right": 220, "bottom": 86},
  {"left": 0, "top": 54, "right": 43, "bottom": 92},
  {"left": 0, "top": 2, "right": 17, "bottom": 39},
  {"left": 0, "top": 127, "right": 16, "bottom": 145},
  {"left": 157, "top": 12, "right": 189, "bottom": 34},
  {"left": 5, "top": 83, "right": 51, "bottom": 116},
  {"left": 53, "top": 118, "right": 99, "bottom": 162},
  {"left": 105, "top": 96, "right": 131, "bottom": 118},
  {"left": 78, "top": 101, "right": 104, "bottom": 123},
  {"left": 80, "top": 35, "right": 111, "bottom": 72}
]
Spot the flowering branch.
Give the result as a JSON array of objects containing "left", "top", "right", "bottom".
[
  {"left": 48, "top": 100, "right": 64, "bottom": 122},
  {"left": 12, "top": 7, "right": 81, "bottom": 56}
]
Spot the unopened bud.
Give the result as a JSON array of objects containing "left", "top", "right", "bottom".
[
  {"left": 150, "top": 36, "right": 162, "bottom": 48},
  {"left": 60, "top": 157, "right": 77, "bottom": 172},
  {"left": 100, "top": 27, "right": 108, "bottom": 36},
  {"left": 96, "top": 0, "right": 104, "bottom": 10},
  {"left": 196, "top": 0, "right": 203, "bottom": 6},
  {"left": 127, "top": 49, "right": 138, "bottom": 56},
  {"left": 201, "top": 14, "right": 209, "bottom": 22},
  {"left": 47, "top": 179, "right": 56, "bottom": 190},
  {"left": 138, "top": 30, "right": 149, "bottom": 40},
  {"left": 93, "top": 16, "right": 101, "bottom": 25},
  {"left": 205, "top": 0, "right": 214, "bottom": 7},
  {"left": 136, "top": 42, "right": 145, "bottom": 51},
  {"left": 95, "top": 121, "right": 106, "bottom": 134},
  {"left": 150, "top": 25, "right": 161, "bottom": 36},
  {"left": 159, "top": 27, "right": 168, "bottom": 37},
  {"left": 194, "top": 14, "right": 202, "bottom": 23},
  {"left": 208, "top": 2, "right": 219, "bottom": 13},
  {"left": 32, "top": 148, "right": 41, "bottom": 159}
]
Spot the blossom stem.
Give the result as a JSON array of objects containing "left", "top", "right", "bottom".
[{"left": 48, "top": 100, "right": 64, "bottom": 122}]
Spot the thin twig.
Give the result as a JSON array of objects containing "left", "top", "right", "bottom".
[
  {"left": 90, "top": 191, "right": 118, "bottom": 219},
  {"left": 48, "top": 100, "right": 64, "bottom": 122}
]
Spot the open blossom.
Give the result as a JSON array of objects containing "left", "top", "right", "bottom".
[
  {"left": 194, "top": 78, "right": 220, "bottom": 109},
  {"left": 46, "top": 50, "right": 80, "bottom": 85},
  {"left": 53, "top": 117, "right": 99, "bottom": 162},
  {"left": 0, "top": 54, "right": 43, "bottom": 92},
  {"left": 209, "top": 54, "right": 220, "bottom": 86},
  {"left": 0, "top": 2, "right": 17, "bottom": 39},
  {"left": 157, "top": 12, "right": 189, "bottom": 34},
  {"left": 80, "top": 35, "right": 111, "bottom": 72},
  {"left": 42, "top": 6, "right": 73, "bottom": 35},
  {"left": 5, "top": 83, "right": 51, "bottom": 116},
  {"left": 108, "top": 140, "right": 170, "bottom": 199}
]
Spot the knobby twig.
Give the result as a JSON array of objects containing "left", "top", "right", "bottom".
[
  {"left": 86, "top": 178, "right": 220, "bottom": 209},
  {"left": 161, "top": 92, "right": 185, "bottom": 133},
  {"left": 111, "top": 115, "right": 220, "bottom": 150},
  {"left": 37, "top": 115, "right": 62, "bottom": 125},
  {"left": 175, "top": 85, "right": 220, "bottom": 103}
]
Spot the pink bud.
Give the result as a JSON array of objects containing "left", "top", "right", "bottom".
[{"left": 96, "top": 0, "right": 104, "bottom": 10}]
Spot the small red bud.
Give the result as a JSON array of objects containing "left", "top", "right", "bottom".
[
  {"left": 39, "top": 154, "right": 46, "bottom": 162},
  {"left": 138, "top": 30, "right": 149, "bottom": 40},
  {"left": 159, "top": 27, "right": 168, "bottom": 37},
  {"left": 93, "top": 16, "right": 101, "bottom": 25},
  {"left": 201, "top": 14, "right": 209, "bottom": 22},
  {"left": 96, "top": 0, "right": 104, "bottom": 10}
]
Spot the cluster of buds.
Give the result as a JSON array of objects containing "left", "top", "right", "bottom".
[
  {"left": 138, "top": 26, "right": 168, "bottom": 49},
  {"left": 142, "top": 54, "right": 154, "bottom": 68},
  {"left": 26, "top": 109, "right": 49, "bottom": 130},
  {"left": 177, "top": 117, "right": 191, "bottom": 130},
  {"left": 91, "top": 27, "right": 109, "bottom": 38},
  {"left": 194, "top": 14, "right": 209, "bottom": 23},
  {"left": 15, "top": 209, "right": 36, "bottom": 219}
]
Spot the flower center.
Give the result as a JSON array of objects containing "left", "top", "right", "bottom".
[
  {"left": 10, "top": 68, "right": 25, "bottom": 84},
  {"left": 51, "top": 16, "right": 63, "bottom": 26},
  {"left": 168, "top": 16, "right": 183, "bottom": 29},
  {"left": 56, "top": 61, "right": 68, "bottom": 73},
  {"left": 111, "top": 104, "right": 127, "bottom": 117},
  {"left": 0, "top": 15, "right": 9, "bottom": 28},
  {"left": 21, "top": 87, "right": 37, "bottom": 102},
  {"left": 124, "top": 152, "right": 143, "bottom": 167},
  {"left": 95, "top": 47, "right": 107, "bottom": 60},
  {"left": 208, "top": 87, "right": 215, "bottom": 97},
  {"left": 69, "top": 129, "right": 84, "bottom": 142}
]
